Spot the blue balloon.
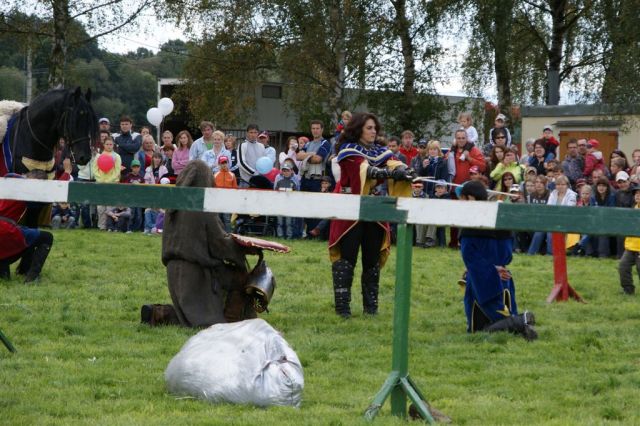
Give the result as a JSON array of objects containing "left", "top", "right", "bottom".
[{"left": 255, "top": 156, "right": 273, "bottom": 175}]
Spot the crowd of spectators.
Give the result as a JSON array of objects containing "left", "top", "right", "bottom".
[{"left": 49, "top": 112, "right": 640, "bottom": 260}]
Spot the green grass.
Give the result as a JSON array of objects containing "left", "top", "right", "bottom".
[{"left": 1, "top": 230, "right": 639, "bottom": 425}]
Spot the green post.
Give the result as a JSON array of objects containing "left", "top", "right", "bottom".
[
  {"left": 365, "top": 224, "right": 434, "bottom": 423},
  {"left": 390, "top": 223, "right": 413, "bottom": 416},
  {"left": 0, "top": 328, "right": 16, "bottom": 353}
]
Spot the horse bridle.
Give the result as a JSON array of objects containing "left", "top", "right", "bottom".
[{"left": 25, "top": 105, "right": 92, "bottom": 164}]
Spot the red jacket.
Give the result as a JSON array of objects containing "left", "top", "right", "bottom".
[
  {"left": 542, "top": 136, "right": 560, "bottom": 159},
  {"left": 452, "top": 144, "right": 486, "bottom": 185},
  {"left": 399, "top": 146, "right": 418, "bottom": 166},
  {"left": 583, "top": 152, "right": 605, "bottom": 177}
]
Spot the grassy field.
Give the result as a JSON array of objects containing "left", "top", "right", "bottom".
[{"left": 1, "top": 229, "right": 639, "bottom": 425}]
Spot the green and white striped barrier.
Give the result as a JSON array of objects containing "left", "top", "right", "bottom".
[
  {"left": 1, "top": 178, "right": 638, "bottom": 236},
  {"left": 3, "top": 176, "right": 639, "bottom": 422}
]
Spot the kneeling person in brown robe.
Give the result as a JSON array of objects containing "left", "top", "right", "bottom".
[{"left": 144, "top": 160, "right": 257, "bottom": 327}]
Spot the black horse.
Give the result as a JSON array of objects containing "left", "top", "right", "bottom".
[{"left": 1, "top": 87, "right": 97, "bottom": 176}]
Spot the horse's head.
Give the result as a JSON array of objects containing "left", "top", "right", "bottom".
[{"left": 64, "top": 87, "right": 98, "bottom": 165}]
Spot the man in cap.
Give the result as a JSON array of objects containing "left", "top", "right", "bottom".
[
  {"left": 618, "top": 184, "right": 640, "bottom": 294},
  {"left": 274, "top": 163, "right": 298, "bottom": 239},
  {"left": 541, "top": 125, "right": 559, "bottom": 159},
  {"left": 468, "top": 165, "right": 482, "bottom": 180},
  {"left": 488, "top": 113, "right": 512, "bottom": 147},
  {"left": 410, "top": 139, "right": 428, "bottom": 175},
  {"left": 583, "top": 138, "right": 605, "bottom": 180},
  {"left": 457, "top": 180, "right": 537, "bottom": 340},
  {"left": 98, "top": 117, "right": 111, "bottom": 133},
  {"left": 508, "top": 183, "right": 523, "bottom": 203},
  {"left": 614, "top": 171, "right": 635, "bottom": 256},
  {"left": 258, "top": 131, "right": 276, "bottom": 165}
]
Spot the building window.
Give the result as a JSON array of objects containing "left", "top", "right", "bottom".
[{"left": 262, "top": 84, "right": 282, "bottom": 99}]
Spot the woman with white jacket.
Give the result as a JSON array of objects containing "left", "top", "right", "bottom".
[{"left": 527, "top": 175, "right": 576, "bottom": 255}]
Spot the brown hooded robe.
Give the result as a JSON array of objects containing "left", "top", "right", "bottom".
[{"left": 161, "top": 160, "right": 256, "bottom": 327}]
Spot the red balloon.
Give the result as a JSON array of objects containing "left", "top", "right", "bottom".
[{"left": 97, "top": 154, "right": 115, "bottom": 173}]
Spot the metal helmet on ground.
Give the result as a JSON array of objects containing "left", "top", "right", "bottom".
[{"left": 245, "top": 259, "right": 276, "bottom": 313}]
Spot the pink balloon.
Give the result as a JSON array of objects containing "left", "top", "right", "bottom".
[{"left": 97, "top": 154, "right": 115, "bottom": 173}]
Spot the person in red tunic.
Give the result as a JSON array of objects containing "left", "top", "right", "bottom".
[
  {"left": 328, "top": 113, "right": 414, "bottom": 318},
  {"left": 0, "top": 171, "right": 54, "bottom": 283}
]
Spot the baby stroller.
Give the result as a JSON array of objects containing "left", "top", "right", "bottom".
[{"left": 235, "top": 175, "right": 278, "bottom": 237}]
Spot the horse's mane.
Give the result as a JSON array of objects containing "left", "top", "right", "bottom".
[{"left": 28, "top": 88, "right": 99, "bottom": 144}]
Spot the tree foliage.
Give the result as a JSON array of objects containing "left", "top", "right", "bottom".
[
  {"left": 164, "top": 0, "right": 451, "bottom": 135},
  {"left": 362, "top": 0, "right": 450, "bottom": 134},
  {"left": 458, "top": 0, "right": 629, "bottom": 107},
  {"left": 3, "top": 0, "right": 639, "bottom": 139},
  {"left": 567, "top": 0, "right": 640, "bottom": 106},
  {"left": 0, "top": 16, "right": 186, "bottom": 127},
  {"left": 1, "top": 0, "right": 152, "bottom": 87}
]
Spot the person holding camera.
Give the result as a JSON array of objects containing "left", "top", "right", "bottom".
[{"left": 414, "top": 139, "right": 450, "bottom": 197}]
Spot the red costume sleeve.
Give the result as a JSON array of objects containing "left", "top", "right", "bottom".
[
  {"left": 0, "top": 199, "right": 28, "bottom": 259},
  {"left": 340, "top": 156, "right": 366, "bottom": 195}
]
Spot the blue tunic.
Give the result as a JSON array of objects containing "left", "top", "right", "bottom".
[{"left": 460, "top": 229, "right": 518, "bottom": 332}]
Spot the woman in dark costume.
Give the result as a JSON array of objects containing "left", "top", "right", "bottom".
[{"left": 328, "top": 113, "right": 415, "bottom": 318}]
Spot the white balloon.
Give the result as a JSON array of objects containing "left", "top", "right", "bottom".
[
  {"left": 147, "top": 107, "right": 163, "bottom": 126},
  {"left": 158, "top": 97, "right": 174, "bottom": 116}
]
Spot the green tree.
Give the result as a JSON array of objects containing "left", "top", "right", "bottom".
[
  {"left": 567, "top": 0, "right": 640, "bottom": 106},
  {"left": 1, "top": 0, "right": 152, "bottom": 87},
  {"left": 460, "top": 0, "right": 518, "bottom": 122},
  {"left": 458, "top": 0, "right": 610, "bottom": 107},
  {"left": 271, "top": 0, "right": 380, "bottom": 128},
  {"left": 0, "top": 66, "right": 26, "bottom": 100},
  {"left": 163, "top": 0, "right": 383, "bottom": 130},
  {"left": 136, "top": 40, "right": 188, "bottom": 78},
  {"left": 364, "top": 0, "right": 448, "bottom": 135}
]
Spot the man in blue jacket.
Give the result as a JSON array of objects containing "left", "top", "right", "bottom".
[{"left": 458, "top": 180, "right": 538, "bottom": 341}]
